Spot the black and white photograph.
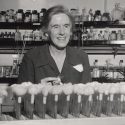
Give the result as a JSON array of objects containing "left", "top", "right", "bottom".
[{"left": 0, "top": 0, "right": 125, "bottom": 125}]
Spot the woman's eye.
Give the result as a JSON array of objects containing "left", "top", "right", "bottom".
[
  {"left": 52, "top": 25, "right": 59, "bottom": 29},
  {"left": 64, "top": 24, "right": 70, "bottom": 28}
]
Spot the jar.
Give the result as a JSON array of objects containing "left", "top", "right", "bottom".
[
  {"left": 70, "top": 8, "right": 80, "bottom": 22},
  {"left": 16, "top": 9, "right": 24, "bottom": 22},
  {"left": 117, "top": 30, "right": 122, "bottom": 40},
  {"left": 87, "top": 9, "right": 94, "bottom": 21},
  {"left": 4, "top": 32, "right": 8, "bottom": 38},
  {"left": 81, "top": 8, "right": 87, "bottom": 21},
  {"left": 88, "top": 26, "right": 94, "bottom": 40},
  {"left": 31, "top": 10, "right": 39, "bottom": 23},
  {"left": 5, "top": 66, "right": 11, "bottom": 77},
  {"left": 103, "top": 28, "right": 110, "bottom": 40},
  {"left": 98, "top": 30, "right": 104, "bottom": 40},
  {"left": 39, "top": 8, "right": 46, "bottom": 22},
  {"left": 119, "top": 60, "right": 123, "bottom": 67},
  {"left": 122, "top": 30, "right": 125, "bottom": 40},
  {"left": 111, "top": 3, "right": 124, "bottom": 21},
  {"left": 93, "top": 10, "right": 101, "bottom": 21},
  {"left": 0, "top": 11, "right": 6, "bottom": 22},
  {"left": 101, "top": 12, "right": 111, "bottom": 21},
  {"left": 0, "top": 66, "right": 4, "bottom": 77},
  {"left": 81, "top": 27, "right": 88, "bottom": 41},
  {"left": 23, "top": 31, "right": 33, "bottom": 41},
  {"left": 15, "top": 29, "right": 21, "bottom": 41},
  {"left": 24, "top": 10, "right": 31, "bottom": 22},
  {"left": 33, "top": 29, "right": 42, "bottom": 41},
  {"left": 7, "top": 9, "right": 15, "bottom": 22},
  {"left": 0, "top": 32, "right": 4, "bottom": 38},
  {"left": 109, "top": 31, "right": 117, "bottom": 40},
  {"left": 92, "top": 59, "right": 100, "bottom": 78}
]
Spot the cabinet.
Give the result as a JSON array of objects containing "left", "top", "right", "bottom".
[{"left": 0, "top": 21, "right": 125, "bottom": 84}]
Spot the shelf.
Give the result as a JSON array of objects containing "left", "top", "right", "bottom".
[
  {"left": 0, "top": 22, "right": 41, "bottom": 29},
  {"left": 82, "top": 46, "right": 125, "bottom": 55},
  {"left": 75, "top": 21, "right": 125, "bottom": 28},
  {"left": 82, "top": 40, "right": 125, "bottom": 46},
  {"left": 0, "top": 39, "right": 125, "bottom": 47},
  {"left": 0, "top": 38, "right": 47, "bottom": 46},
  {"left": 0, "top": 21, "right": 125, "bottom": 29},
  {"left": 0, "top": 77, "right": 17, "bottom": 85}
]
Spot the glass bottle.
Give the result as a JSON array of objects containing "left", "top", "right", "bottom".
[
  {"left": 81, "top": 8, "right": 87, "bottom": 21},
  {"left": 117, "top": 60, "right": 124, "bottom": 79},
  {"left": 93, "top": 10, "right": 101, "bottom": 21},
  {"left": 103, "top": 28, "right": 110, "bottom": 40},
  {"left": 122, "top": 30, "right": 125, "bottom": 40},
  {"left": 87, "top": 9, "right": 94, "bottom": 21},
  {"left": 16, "top": 9, "right": 24, "bottom": 22},
  {"left": 24, "top": 10, "right": 31, "bottom": 22},
  {"left": 88, "top": 26, "right": 94, "bottom": 40},
  {"left": 7, "top": 9, "right": 15, "bottom": 22},
  {"left": 109, "top": 31, "right": 117, "bottom": 40},
  {"left": 15, "top": 28, "right": 21, "bottom": 41},
  {"left": 92, "top": 59, "right": 100, "bottom": 78},
  {"left": 0, "top": 11, "right": 6, "bottom": 22},
  {"left": 33, "top": 29, "right": 41, "bottom": 41},
  {"left": 117, "top": 30, "right": 122, "bottom": 40},
  {"left": 119, "top": 60, "right": 123, "bottom": 67},
  {"left": 31, "top": 10, "right": 39, "bottom": 23},
  {"left": 39, "top": 8, "right": 46, "bottom": 22},
  {"left": 81, "top": 27, "right": 88, "bottom": 41},
  {"left": 111, "top": 3, "right": 124, "bottom": 21}
]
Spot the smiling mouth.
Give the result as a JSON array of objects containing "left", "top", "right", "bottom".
[{"left": 57, "top": 37, "right": 65, "bottom": 40}]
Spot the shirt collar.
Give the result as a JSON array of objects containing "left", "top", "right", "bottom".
[{"left": 66, "top": 46, "right": 81, "bottom": 66}]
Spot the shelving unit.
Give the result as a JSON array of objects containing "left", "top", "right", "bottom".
[{"left": 0, "top": 21, "right": 125, "bottom": 84}]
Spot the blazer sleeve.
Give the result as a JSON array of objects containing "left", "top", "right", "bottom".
[
  {"left": 80, "top": 51, "right": 92, "bottom": 83},
  {"left": 17, "top": 54, "right": 35, "bottom": 84}
]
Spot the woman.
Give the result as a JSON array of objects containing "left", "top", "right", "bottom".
[{"left": 18, "top": 5, "right": 91, "bottom": 84}]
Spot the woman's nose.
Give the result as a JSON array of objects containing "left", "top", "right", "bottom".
[{"left": 59, "top": 26, "right": 65, "bottom": 35}]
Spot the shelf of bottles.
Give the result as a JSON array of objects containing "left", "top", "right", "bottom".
[
  {"left": 91, "top": 59, "right": 125, "bottom": 83},
  {"left": 0, "top": 64, "right": 124, "bottom": 85}
]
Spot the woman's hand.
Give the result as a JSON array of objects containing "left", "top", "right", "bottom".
[{"left": 40, "top": 77, "right": 61, "bottom": 85}]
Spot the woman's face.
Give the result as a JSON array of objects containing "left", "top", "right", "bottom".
[{"left": 48, "top": 13, "right": 72, "bottom": 49}]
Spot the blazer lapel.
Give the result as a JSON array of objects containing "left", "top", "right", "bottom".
[
  {"left": 61, "top": 46, "right": 81, "bottom": 74},
  {"left": 37, "top": 44, "right": 59, "bottom": 75}
]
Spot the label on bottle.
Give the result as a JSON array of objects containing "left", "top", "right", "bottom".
[
  {"left": 66, "top": 95, "right": 70, "bottom": 101},
  {"left": 110, "top": 94, "right": 114, "bottom": 101},
  {"left": 31, "top": 95, "right": 35, "bottom": 104},
  {"left": 88, "top": 95, "right": 92, "bottom": 101},
  {"left": 120, "top": 94, "right": 124, "bottom": 102},
  {"left": 43, "top": 96, "right": 47, "bottom": 104},
  {"left": 16, "top": 13, "right": 23, "bottom": 22},
  {"left": 32, "top": 14, "right": 38, "bottom": 22},
  {"left": 99, "top": 93, "right": 103, "bottom": 101},
  {"left": 0, "top": 98, "right": 3, "bottom": 104},
  {"left": 54, "top": 95, "right": 58, "bottom": 102},
  {"left": 78, "top": 95, "right": 81, "bottom": 103},
  {"left": 18, "top": 96, "right": 22, "bottom": 103}
]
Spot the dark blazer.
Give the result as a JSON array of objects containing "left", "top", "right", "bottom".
[{"left": 18, "top": 44, "right": 91, "bottom": 84}]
